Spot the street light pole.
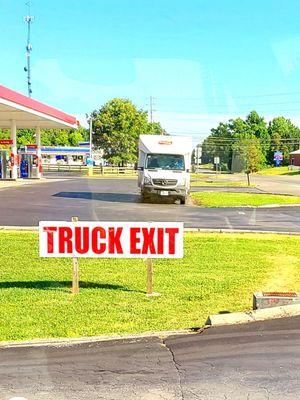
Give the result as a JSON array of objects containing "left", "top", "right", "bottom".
[{"left": 89, "top": 118, "right": 93, "bottom": 159}]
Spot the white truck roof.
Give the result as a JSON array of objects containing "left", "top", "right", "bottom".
[{"left": 139, "top": 135, "right": 192, "bottom": 155}]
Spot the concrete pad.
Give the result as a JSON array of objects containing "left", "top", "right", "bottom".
[
  {"left": 206, "top": 303, "right": 300, "bottom": 326},
  {"left": 206, "top": 312, "right": 254, "bottom": 326}
]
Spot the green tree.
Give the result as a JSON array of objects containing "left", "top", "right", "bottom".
[
  {"left": 0, "top": 127, "right": 87, "bottom": 147},
  {"left": 233, "top": 138, "right": 263, "bottom": 185},
  {"left": 200, "top": 111, "right": 272, "bottom": 171},
  {"left": 89, "top": 98, "right": 165, "bottom": 165},
  {"left": 245, "top": 111, "right": 270, "bottom": 165},
  {"left": 268, "top": 117, "right": 300, "bottom": 165}
]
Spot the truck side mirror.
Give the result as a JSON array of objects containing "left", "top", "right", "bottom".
[
  {"left": 137, "top": 166, "right": 144, "bottom": 171},
  {"left": 186, "top": 168, "right": 190, "bottom": 173}
]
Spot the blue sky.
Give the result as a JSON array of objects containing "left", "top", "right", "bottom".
[{"left": 1, "top": 0, "right": 300, "bottom": 141}]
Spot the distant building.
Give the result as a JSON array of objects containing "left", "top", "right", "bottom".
[
  {"left": 19, "top": 145, "right": 105, "bottom": 166},
  {"left": 290, "top": 149, "right": 300, "bottom": 167}
]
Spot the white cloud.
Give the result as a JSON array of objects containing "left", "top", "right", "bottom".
[
  {"left": 32, "top": 58, "right": 204, "bottom": 111},
  {"left": 272, "top": 36, "right": 300, "bottom": 76}
]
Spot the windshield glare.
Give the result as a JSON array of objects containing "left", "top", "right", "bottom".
[{"left": 146, "top": 154, "right": 185, "bottom": 170}]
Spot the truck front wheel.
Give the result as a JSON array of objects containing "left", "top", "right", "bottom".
[
  {"left": 180, "top": 197, "right": 187, "bottom": 205},
  {"left": 141, "top": 192, "right": 149, "bottom": 203}
]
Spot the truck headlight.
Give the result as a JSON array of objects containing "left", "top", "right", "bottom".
[{"left": 144, "top": 177, "right": 152, "bottom": 185}]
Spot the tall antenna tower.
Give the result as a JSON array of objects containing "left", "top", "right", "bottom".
[{"left": 24, "top": 1, "right": 34, "bottom": 97}]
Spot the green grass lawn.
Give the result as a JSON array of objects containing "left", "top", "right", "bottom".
[
  {"left": 0, "top": 231, "right": 299, "bottom": 341},
  {"left": 258, "top": 166, "right": 300, "bottom": 176},
  {"left": 191, "top": 191, "right": 300, "bottom": 207}
]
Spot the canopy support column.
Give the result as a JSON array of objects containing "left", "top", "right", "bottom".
[
  {"left": 35, "top": 126, "right": 42, "bottom": 179},
  {"left": 10, "top": 119, "right": 18, "bottom": 179}
]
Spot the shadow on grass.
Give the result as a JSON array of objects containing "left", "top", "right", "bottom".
[
  {"left": 282, "top": 171, "right": 300, "bottom": 176},
  {"left": 0, "top": 280, "right": 143, "bottom": 293}
]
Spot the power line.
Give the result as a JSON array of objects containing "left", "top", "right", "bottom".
[
  {"left": 155, "top": 99, "right": 300, "bottom": 108},
  {"left": 151, "top": 91, "right": 300, "bottom": 101}
]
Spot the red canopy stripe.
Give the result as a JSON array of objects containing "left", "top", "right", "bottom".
[{"left": 0, "top": 85, "right": 78, "bottom": 126}]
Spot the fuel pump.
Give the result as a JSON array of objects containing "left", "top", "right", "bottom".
[
  {"left": 0, "top": 150, "right": 8, "bottom": 179},
  {"left": 19, "top": 154, "right": 34, "bottom": 178},
  {"left": 0, "top": 139, "right": 13, "bottom": 179}
]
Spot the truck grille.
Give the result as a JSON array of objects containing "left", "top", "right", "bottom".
[{"left": 152, "top": 179, "right": 177, "bottom": 186}]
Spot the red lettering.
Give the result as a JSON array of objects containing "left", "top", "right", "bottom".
[
  {"left": 43, "top": 226, "right": 57, "bottom": 253},
  {"left": 58, "top": 227, "right": 73, "bottom": 254},
  {"left": 157, "top": 228, "right": 164, "bottom": 254},
  {"left": 165, "top": 228, "right": 179, "bottom": 255},
  {"left": 75, "top": 227, "right": 89, "bottom": 254},
  {"left": 92, "top": 227, "right": 106, "bottom": 254},
  {"left": 130, "top": 227, "right": 141, "bottom": 254},
  {"left": 141, "top": 227, "right": 156, "bottom": 254},
  {"left": 108, "top": 227, "right": 123, "bottom": 254}
]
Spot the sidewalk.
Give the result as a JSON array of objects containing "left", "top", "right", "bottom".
[
  {"left": 0, "top": 178, "right": 63, "bottom": 191},
  {"left": 250, "top": 174, "right": 300, "bottom": 196},
  {"left": 210, "top": 173, "right": 300, "bottom": 196}
]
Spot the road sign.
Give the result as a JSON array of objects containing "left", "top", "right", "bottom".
[
  {"left": 273, "top": 151, "right": 283, "bottom": 161},
  {"left": 0, "top": 139, "right": 13, "bottom": 145},
  {"left": 274, "top": 151, "right": 283, "bottom": 167},
  {"left": 214, "top": 157, "right": 220, "bottom": 164},
  {"left": 39, "top": 221, "right": 184, "bottom": 258}
]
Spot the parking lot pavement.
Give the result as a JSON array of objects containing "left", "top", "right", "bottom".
[
  {"left": 0, "top": 177, "right": 299, "bottom": 232},
  {"left": 1, "top": 316, "right": 300, "bottom": 400}
]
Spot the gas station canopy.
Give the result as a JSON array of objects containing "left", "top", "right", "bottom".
[
  {"left": 0, "top": 84, "right": 78, "bottom": 129},
  {"left": 0, "top": 84, "right": 79, "bottom": 179}
]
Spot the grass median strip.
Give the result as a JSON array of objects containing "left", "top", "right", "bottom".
[
  {"left": 191, "top": 180, "right": 250, "bottom": 187},
  {"left": 0, "top": 231, "right": 299, "bottom": 341},
  {"left": 191, "top": 191, "right": 300, "bottom": 207}
]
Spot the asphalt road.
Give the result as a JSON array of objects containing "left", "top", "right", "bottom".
[
  {"left": 1, "top": 316, "right": 300, "bottom": 399},
  {"left": 250, "top": 174, "right": 300, "bottom": 196},
  {"left": 0, "top": 178, "right": 299, "bottom": 231}
]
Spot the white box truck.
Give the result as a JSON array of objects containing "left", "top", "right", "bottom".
[{"left": 138, "top": 135, "right": 193, "bottom": 204}]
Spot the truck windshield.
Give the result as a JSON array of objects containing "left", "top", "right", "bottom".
[{"left": 146, "top": 154, "right": 185, "bottom": 170}]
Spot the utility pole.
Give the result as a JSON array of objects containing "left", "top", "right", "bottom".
[
  {"left": 24, "top": 1, "right": 34, "bottom": 97},
  {"left": 149, "top": 96, "right": 154, "bottom": 123},
  {"left": 89, "top": 118, "right": 93, "bottom": 158}
]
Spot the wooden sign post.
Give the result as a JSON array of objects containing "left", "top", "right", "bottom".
[
  {"left": 71, "top": 216, "right": 79, "bottom": 294},
  {"left": 146, "top": 258, "right": 160, "bottom": 297},
  {"left": 146, "top": 258, "right": 153, "bottom": 295}
]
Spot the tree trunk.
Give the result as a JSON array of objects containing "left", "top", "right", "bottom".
[{"left": 246, "top": 172, "right": 250, "bottom": 186}]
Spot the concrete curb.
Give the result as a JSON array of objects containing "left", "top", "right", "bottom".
[
  {"left": 0, "top": 226, "right": 38, "bottom": 231},
  {"left": 0, "top": 328, "right": 197, "bottom": 349},
  {"left": 184, "top": 228, "right": 300, "bottom": 235},
  {"left": 0, "top": 226, "right": 299, "bottom": 235},
  {"left": 211, "top": 204, "right": 300, "bottom": 209},
  {"left": 206, "top": 304, "right": 300, "bottom": 327},
  {"left": 0, "top": 226, "right": 299, "bottom": 236}
]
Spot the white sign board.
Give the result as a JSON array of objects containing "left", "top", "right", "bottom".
[
  {"left": 39, "top": 221, "right": 184, "bottom": 258},
  {"left": 214, "top": 157, "right": 220, "bottom": 164}
]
